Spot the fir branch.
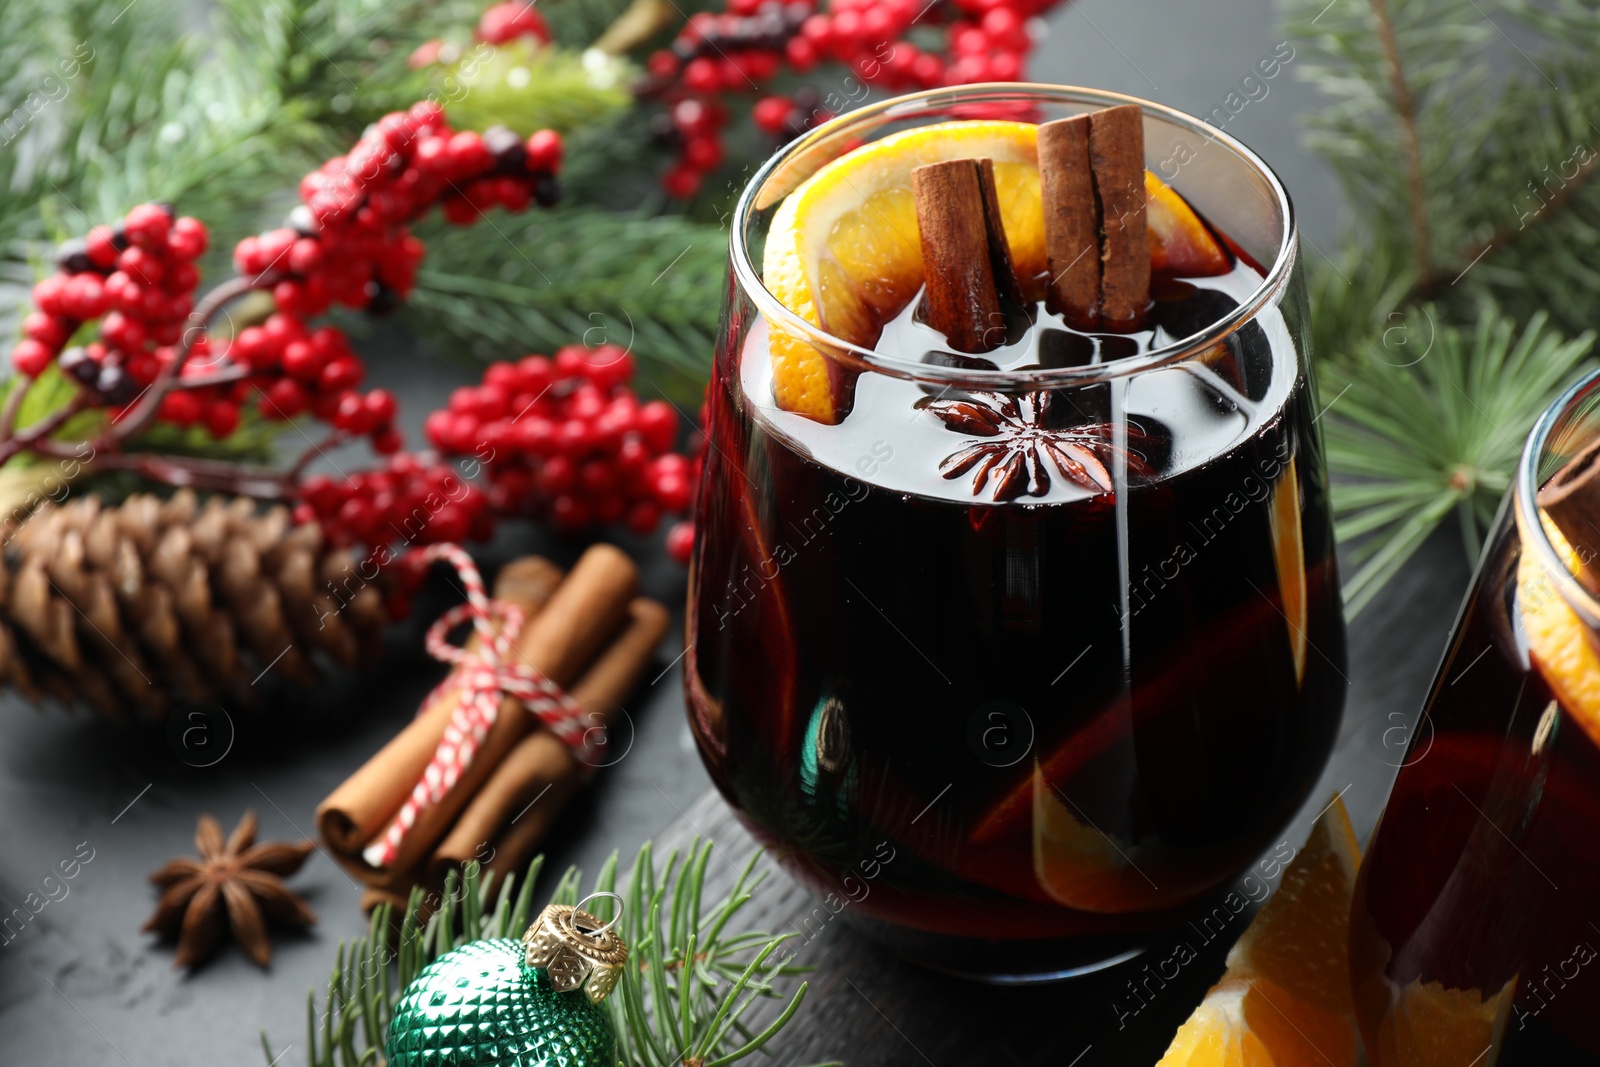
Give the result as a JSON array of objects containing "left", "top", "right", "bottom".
[
  {"left": 290, "top": 840, "right": 822, "bottom": 1067},
  {"left": 1440, "top": 55, "right": 1600, "bottom": 335},
  {"left": 1323, "top": 307, "right": 1594, "bottom": 615},
  {"left": 1505, "top": 0, "right": 1600, "bottom": 41},
  {"left": 0, "top": 0, "right": 73, "bottom": 283},
  {"left": 1366, "top": 0, "right": 1432, "bottom": 282},
  {"left": 211, "top": 0, "right": 448, "bottom": 136},
  {"left": 1285, "top": 0, "right": 1495, "bottom": 278},
  {"left": 560, "top": 107, "right": 677, "bottom": 212},
  {"left": 1303, "top": 237, "right": 1416, "bottom": 365},
  {"left": 1285, "top": 0, "right": 1600, "bottom": 607},
  {"left": 1452, "top": 148, "right": 1600, "bottom": 287},
  {"left": 1290, "top": 0, "right": 1600, "bottom": 319},
  {"left": 406, "top": 206, "right": 727, "bottom": 405}
]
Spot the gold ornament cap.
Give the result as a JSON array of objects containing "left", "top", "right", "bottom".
[{"left": 522, "top": 892, "right": 629, "bottom": 1004}]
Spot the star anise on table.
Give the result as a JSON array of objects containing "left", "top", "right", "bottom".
[
  {"left": 920, "top": 389, "right": 1145, "bottom": 502},
  {"left": 143, "top": 810, "right": 316, "bottom": 969}
]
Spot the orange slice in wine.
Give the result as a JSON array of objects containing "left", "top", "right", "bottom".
[
  {"left": 1268, "top": 459, "right": 1307, "bottom": 685},
  {"left": 1031, "top": 762, "right": 1174, "bottom": 913},
  {"left": 1146, "top": 171, "right": 1231, "bottom": 277},
  {"left": 762, "top": 120, "right": 1043, "bottom": 423},
  {"left": 761, "top": 123, "right": 1234, "bottom": 423},
  {"left": 1517, "top": 513, "right": 1600, "bottom": 748}
]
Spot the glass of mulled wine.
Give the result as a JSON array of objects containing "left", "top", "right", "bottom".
[
  {"left": 685, "top": 84, "right": 1346, "bottom": 980},
  {"left": 1351, "top": 370, "right": 1600, "bottom": 1064}
]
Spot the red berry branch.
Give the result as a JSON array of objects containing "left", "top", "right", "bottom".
[
  {"left": 475, "top": 1, "right": 552, "bottom": 47},
  {"left": 294, "top": 343, "right": 703, "bottom": 575},
  {"left": 4, "top": 95, "right": 701, "bottom": 575},
  {"left": 3, "top": 0, "right": 1070, "bottom": 569},
  {"left": 424, "top": 344, "right": 700, "bottom": 547},
  {"left": 9, "top": 99, "right": 561, "bottom": 466},
  {"left": 640, "top": 0, "right": 1065, "bottom": 198}
]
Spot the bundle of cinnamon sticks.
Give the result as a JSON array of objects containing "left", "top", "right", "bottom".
[
  {"left": 315, "top": 544, "right": 670, "bottom": 914},
  {"left": 914, "top": 104, "right": 1150, "bottom": 346}
]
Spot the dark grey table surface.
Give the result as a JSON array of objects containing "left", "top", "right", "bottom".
[{"left": 0, "top": 1, "right": 1477, "bottom": 1063}]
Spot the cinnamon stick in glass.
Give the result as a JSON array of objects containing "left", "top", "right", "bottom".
[
  {"left": 913, "top": 157, "right": 1025, "bottom": 353},
  {"left": 1039, "top": 105, "right": 1151, "bottom": 332},
  {"left": 1038, "top": 114, "right": 1100, "bottom": 330},
  {"left": 1088, "top": 104, "right": 1150, "bottom": 330}
]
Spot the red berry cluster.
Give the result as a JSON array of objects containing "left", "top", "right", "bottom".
[
  {"left": 198, "top": 315, "right": 403, "bottom": 451},
  {"left": 10, "top": 98, "right": 565, "bottom": 456},
  {"left": 476, "top": 0, "right": 551, "bottom": 44},
  {"left": 220, "top": 105, "right": 562, "bottom": 450},
  {"left": 15, "top": 203, "right": 208, "bottom": 404},
  {"left": 5, "top": 68, "right": 714, "bottom": 580},
  {"left": 424, "top": 343, "right": 700, "bottom": 552},
  {"left": 296, "top": 452, "right": 493, "bottom": 553},
  {"left": 641, "top": 0, "right": 1061, "bottom": 197},
  {"left": 650, "top": 98, "right": 735, "bottom": 200},
  {"left": 234, "top": 101, "right": 562, "bottom": 319}
]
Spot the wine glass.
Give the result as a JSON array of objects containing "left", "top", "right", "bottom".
[{"left": 686, "top": 83, "right": 1345, "bottom": 981}]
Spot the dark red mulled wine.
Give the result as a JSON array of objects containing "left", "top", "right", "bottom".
[
  {"left": 687, "top": 88, "right": 1346, "bottom": 980},
  {"left": 1351, "top": 380, "right": 1600, "bottom": 1064}
]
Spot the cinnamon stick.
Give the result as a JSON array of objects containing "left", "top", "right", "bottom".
[
  {"left": 1538, "top": 438, "right": 1600, "bottom": 587},
  {"left": 1088, "top": 104, "right": 1150, "bottom": 330},
  {"left": 434, "top": 731, "right": 580, "bottom": 885},
  {"left": 913, "top": 157, "right": 1026, "bottom": 353},
  {"left": 1038, "top": 115, "right": 1100, "bottom": 329},
  {"left": 315, "top": 556, "right": 565, "bottom": 861},
  {"left": 317, "top": 545, "right": 639, "bottom": 880},
  {"left": 1038, "top": 105, "right": 1151, "bottom": 331},
  {"left": 509, "top": 543, "right": 641, "bottom": 685},
  {"left": 434, "top": 597, "right": 672, "bottom": 884},
  {"left": 360, "top": 885, "right": 408, "bottom": 918}
]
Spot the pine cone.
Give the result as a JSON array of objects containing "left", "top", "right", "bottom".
[{"left": 0, "top": 490, "right": 390, "bottom": 722}]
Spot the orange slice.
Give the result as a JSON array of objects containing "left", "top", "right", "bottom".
[
  {"left": 1369, "top": 976, "right": 1515, "bottom": 1067},
  {"left": 1157, "top": 796, "right": 1361, "bottom": 1067},
  {"left": 1031, "top": 762, "right": 1176, "bottom": 913},
  {"left": 1267, "top": 459, "right": 1307, "bottom": 685},
  {"left": 1517, "top": 514, "right": 1600, "bottom": 748},
  {"left": 761, "top": 124, "right": 1234, "bottom": 423},
  {"left": 1146, "top": 172, "right": 1231, "bottom": 276},
  {"left": 1158, "top": 977, "right": 1358, "bottom": 1067},
  {"left": 762, "top": 120, "right": 1044, "bottom": 423},
  {"left": 1226, "top": 794, "right": 1361, "bottom": 1017}
]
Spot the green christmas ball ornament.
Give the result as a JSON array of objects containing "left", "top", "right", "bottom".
[{"left": 387, "top": 893, "right": 629, "bottom": 1067}]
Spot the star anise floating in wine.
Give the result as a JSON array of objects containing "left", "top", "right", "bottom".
[
  {"left": 143, "top": 810, "right": 316, "bottom": 968},
  {"left": 920, "top": 389, "right": 1141, "bottom": 502}
]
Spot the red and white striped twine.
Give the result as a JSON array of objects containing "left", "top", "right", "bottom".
[{"left": 362, "top": 543, "right": 588, "bottom": 869}]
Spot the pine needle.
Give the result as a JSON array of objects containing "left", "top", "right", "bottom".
[
  {"left": 1286, "top": 0, "right": 1600, "bottom": 609},
  {"left": 406, "top": 206, "right": 727, "bottom": 405},
  {"left": 1322, "top": 307, "right": 1593, "bottom": 615},
  {"left": 290, "top": 842, "right": 820, "bottom": 1067}
]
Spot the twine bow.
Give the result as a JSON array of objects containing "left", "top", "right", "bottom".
[{"left": 362, "top": 544, "right": 588, "bottom": 869}]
